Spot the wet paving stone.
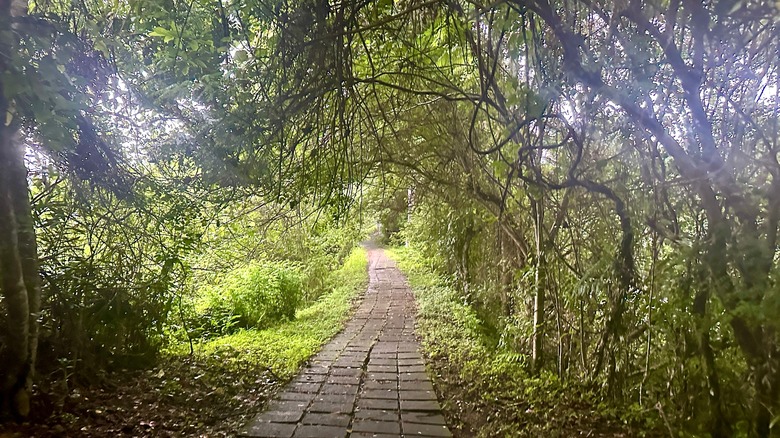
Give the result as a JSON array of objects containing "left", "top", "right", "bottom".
[
  {"left": 334, "top": 360, "right": 365, "bottom": 368},
  {"left": 276, "top": 392, "right": 317, "bottom": 402},
  {"left": 402, "top": 422, "right": 453, "bottom": 437},
  {"left": 331, "top": 368, "right": 363, "bottom": 377},
  {"left": 321, "top": 384, "right": 359, "bottom": 395},
  {"left": 301, "top": 365, "right": 329, "bottom": 375},
  {"left": 367, "top": 372, "right": 398, "bottom": 381},
  {"left": 293, "top": 425, "right": 347, "bottom": 438},
  {"left": 252, "top": 410, "right": 305, "bottom": 424},
  {"left": 368, "top": 358, "right": 396, "bottom": 366},
  {"left": 240, "top": 422, "right": 296, "bottom": 438},
  {"left": 294, "top": 374, "right": 328, "bottom": 383},
  {"left": 402, "top": 390, "right": 437, "bottom": 401},
  {"left": 350, "top": 433, "right": 401, "bottom": 438},
  {"left": 300, "top": 413, "right": 351, "bottom": 427},
  {"left": 352, "top": 419, "right": 402, "bottom": 434},
  {"left": 314, "top": 394, "right": 357, "bottom": 404},
  {"left": 398, "top": 365, "right": 426, "bottom": 373},
  {"left": 364, "top": 381, "right": 397, "bottom": 391},
  {"left": 398, "top": 352, "right": 423, "bottom": 359},
  {"left": 354, "top": 409, "right": 399, "bottom": 422},
  {"left": 400, "top": 400, "right": 441, "bottom": 412},
  {"left": 358, "top": 398, "right": 398, "bottom": 410},
  {"left": 367, "top": 365, "right": 396, "bottom": 373},
  {"left": 399, "top": 380, "right": 434, "bottom": 391},
  {"left": 309, "top": 401, "right": 355, "bottom": 414},
  {"left": 266, "top": 400, "right": 309, "bottom": 412},
  {"left": 288, "top": 382, "right": 322, "bottom": 393},
  {"left": 401, "top": 411, "right": 448, "bottom": 425},
  {"left": 362, "top": 389, "right": 399, "bottom": 400},
  {"left": 327, "top": 376, "right": 362, "bottom": 385},
  {"left": 399, "top": 372, "right": 429, "bottom": 382},
  {"left": 239, "top": 246, "right": 451, "bottom": 437}
]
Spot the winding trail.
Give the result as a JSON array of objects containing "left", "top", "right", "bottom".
[{"left": 239, "top": 246, "right": 452, "bottom": 438}]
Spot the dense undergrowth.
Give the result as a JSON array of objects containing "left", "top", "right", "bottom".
[
  {"left": 188, "top": 261, "right": 304, "bottom": 338},
  {"left": 389, "top": 246, "right": 663, "bottom": 437},
  {"left": 170, "top": 247, "right": 369, "bottom": 379},
  {"left": 175, "top": 211, "right": 365, "bottom": 341},
  {"left": 1, "top": 247, "right": 368, "bottom": 437}
]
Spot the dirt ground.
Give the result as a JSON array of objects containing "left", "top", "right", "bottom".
[{"left": 0, "top": 353, "right": 279, "bottom": 438}]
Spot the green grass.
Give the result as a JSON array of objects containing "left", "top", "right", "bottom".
[
  {"left": 388, "top": 246, "right": 660, "bottom": 437},
  {"left": 168, "top": 247, "right": 368, "bottom": 379}
]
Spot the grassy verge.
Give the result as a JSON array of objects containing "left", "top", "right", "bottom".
[
  {"left": 388, "top": 246, "right": 660, "bottom": 438},
  {"left": 169, "top": 246, "right": 369, "bottom": 379}
]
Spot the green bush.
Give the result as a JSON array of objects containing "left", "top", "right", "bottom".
[
  {"left": 193, "top": 261, "right": 303, "bottom": 336},
  {"left": 169, "top": 247, "right": 369, "bottom": 379}
]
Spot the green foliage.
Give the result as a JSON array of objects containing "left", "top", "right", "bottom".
[
  {"left": 169, "top": 247, "right": 368, "bottom": 379},
  {"left": 9, "top": 0, "right": 779, "bottom": 433},
  {"left": 390, "top": 246, "right": 662, "bottom": 437},
  {"left": 164, "top": 199, "right": 365, "bottom": 344},
  {"left": 293, "top": 220, "right": 364, "bottom": 302},
  {"left": 32, "top": 167, "right": 207, "bottom": 373},
  {"left": 192, "top": 261, "right": 303, "bottom": 337},
  {"left": 398, "top": 196, "right": 508, "bottom": 334}
]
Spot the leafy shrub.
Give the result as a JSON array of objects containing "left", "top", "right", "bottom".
[
  {"left": 170, "top": 247, "right": 369, "bottom": 378},
  {"left": 32, "top": 176, "right": 203, "bottom": 374},
  {"left": 299, "top": 254, "right": 333, "bottom": 302},
  {"left": 192, "top": 261, "right": 303, "bottom": 336}
]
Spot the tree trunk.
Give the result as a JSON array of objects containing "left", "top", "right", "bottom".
[
  {"left": 692, "top": 281, "right": 729, "bottom": 437},
  {"left": 498, "top": 224, "right": 514, "bottom": 318},
  {"left": 531, "top": 197, "right": 545, "bottom": 374},
  {"left": 405, "top": 187, "right": 414, "bottom": 246},
  {"left": 0, "top": 110, "right": 33, "bottom": 421},
  {"left": 6, "top": 116, "right": 41, "bottom": 416},
  {"left": 0, "top": 0, "right": 38, "bottom": 418}
]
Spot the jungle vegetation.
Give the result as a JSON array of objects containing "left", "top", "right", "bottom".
[{"left": 0, "top": 0, "right": 779, "bottom": 436}]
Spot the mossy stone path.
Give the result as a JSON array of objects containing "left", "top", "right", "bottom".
[{"left": 239, "top": 247, "right": 452, "bottom": 438}]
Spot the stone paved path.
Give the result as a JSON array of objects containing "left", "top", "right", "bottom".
[{"left": 239, "top": 246, "right": 452, "bottom": 438}]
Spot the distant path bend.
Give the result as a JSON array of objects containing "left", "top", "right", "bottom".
[{"left": 240, "top": 246, "right": 453, "bottom": 438}]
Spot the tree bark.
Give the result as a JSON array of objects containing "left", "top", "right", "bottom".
[
  {"left": 7, "top": 116, "right": 41, "bottom": 412},
  {"left": 531, "top": 197, "right": 545, "bottom": 374},
  {"left": 0, "top": 104, "right": 33, "bottom": 421},
  {"left": 0, "top": 0, "right": 38, "bottom": 418}
]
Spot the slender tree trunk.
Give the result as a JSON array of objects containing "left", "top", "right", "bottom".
[
  {"left": 531, "top": 198, "right": 545, "bottom": 374},
  {"left": 553, "top": 278, "right": 563, "bottom": 378},
  {"left": 7, "top": 120, "right": 41, "bottom": 400},
  {"left": 582, "top": 181, "right": 634, "bottom": 383},
  {"left": 0, "top": 107, "right": 33, "bottom": 420},
  {"left": 405, "top": 187, "right": 414, "bottom": 246},
  {"left": 640, "top": 234, "right": 658, "bottom": 406},
  {"left": 498, "top": 225, "right": 513, "bottom": 318},
  {"left": 692, "top": 282, "right": 728, "bottom": 437},
  {"left": 0, "top": 0, "right": 38, "bottom": 417},
  {"left": 456, "top": 221, "right": 474, "bottom": 298}
]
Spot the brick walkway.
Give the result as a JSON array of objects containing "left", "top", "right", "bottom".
[{"left": 239, "top": 247, "right": 452, "bottom": 438}]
